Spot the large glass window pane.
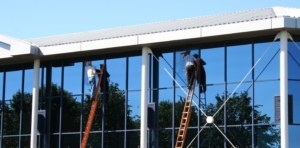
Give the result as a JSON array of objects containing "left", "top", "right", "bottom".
[
  {"left": 104, "top": 132, "right": 124, "bottom": 147},
  {"left": 82, "top": 96, "right": 102, "bottom": 132},
  {"left": 105, "top": 92, "right": 126, "bottom": 130},
  {"left": 254, "top": 41, "right": 280, "bottom": 80},
  {"left": 5, "top": 70, "right": 22, "bottom": 100},
  {"left": 289, "top": 125, "right": 300, "bottom": 148},
  {"left": 51, "top": 62, "right": 62, "bottom": 97},
  {"left": 158, "top": 88, "right": 173, "bottom": 128},
  {"left": 62, "top": 95, "right": 80, "bottom": 132},
  {"left": 106, "top": 57, "right": 126, "bottom": 91},
  {"left": 86, "top": 133, "right": 102, "bottom": 147},
  {"left": 3, "top": 100, "right": 20, "bottom": 135},
  {"left": 64, "top": 61, "right": 82, "bottom": 95},
  {"left": 288, "top": 81, "right": 300, "bottom": 124},
  {"left": 288, "top": 41, "right": 300, "bottom": 79},
  {"left": 126, "top": 131, "right": 140, "bottom": 148},
  {"left": 2, "top": 137, "right": 18, "bottom": 148},
  {"left": 254, "top": 81, "right": 279, "bottom": 123},
  {"left": 21, "top": 136, "right": 30, "bottom": 148},
  {"left": 0, "top": 71, "right": 3, "bottom": 100},
  {"left": 199, "top": 126, "right": 224, "bottom": 147},
  {"left": 227, "top": 126, "right": 252, "bottom": 147},
  {"left": 158, "top": 52, "right": 174, "bottom": 88},
  {"left": 227, "top": 44, "right": 252, "bottom": 83},
  {"left": 255, "top": 125, "right": 280, "bottom": 147},
  {"left": 50, "top": 98, "right": 60, "bottom": 133},
  {"left": 61, "top": 134, "right": 80, "bottom": 148},
  {"left": 158, "top": 129, "right": 173, "bottom": 147},
  {"left": 24, "top": 68, "right": 33, "bottom": 94},
  {"left": 128, "top": 56, "right": 142, "bottom": 90},
  {"left": 127, "top": 91, "right": 141, "bottom": 129},
  {"left": 201, "top": 47, "right": 224, "bottom": 84},
  {"left": 22, "top": 98, "right": 32, "bottom": 134}
]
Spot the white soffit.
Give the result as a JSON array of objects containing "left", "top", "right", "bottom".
[
  {"left": 202, "top": 19, "right": 271, "bottom": 37},
  {"left": 81, "top": 36, "right": 137, "bottom": 51}
]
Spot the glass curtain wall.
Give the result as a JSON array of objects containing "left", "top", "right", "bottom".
[{"left": 1, "top": 35, "right": 297, "bottom": 148}]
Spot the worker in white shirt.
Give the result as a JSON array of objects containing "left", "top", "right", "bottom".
[
  {"left": 85, "top": 61, "right": 102, "bottom": 100},
  {"left": 181, "top": 50, "right": 199, "bottom": 89}
]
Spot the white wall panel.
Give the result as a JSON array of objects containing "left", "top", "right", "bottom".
[
  {"left": 138, "top": 28, "right": 200, "bottom": 44},
  {"left": 81, "top": 36, "right": 137, "bottom": 51},
  {"left": 202, "top": 19, "right": 271, "bottom": 37}
]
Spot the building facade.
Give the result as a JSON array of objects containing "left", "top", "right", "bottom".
[{"left": 0, "top": 7, "right": 300, "bottom": 148}]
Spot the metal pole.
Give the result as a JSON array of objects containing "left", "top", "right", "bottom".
[
  {"left": 30, "top": 59, "right": 40, "bottom": 148},
  {"left": 141, "top": 47, "right": 150, "bottom": 148},
  {"left": 279, "top": 30, "right": 288, "bottom": 148}
]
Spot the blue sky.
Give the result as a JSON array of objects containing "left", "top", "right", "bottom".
[{"left": 1, "top": 0, "right": 300, "bottom": 39}]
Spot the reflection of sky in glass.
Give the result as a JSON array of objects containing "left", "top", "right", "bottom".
[
  {"left": 288, "top": 81, "right": 300, "bottom": 124},
  {"left": 158, "top": 88, "right": 173, "bottom": 102},
  {"left": 5, "top": 70, "right": 22, "bottom": 100},
  {"left": 254, "top": 41, "right": 280, "bottom": 80},
  {"left": 128, "top": 91, "right": 141, "bottom": 119},
  {"left": 128, "top": 56, "right": 141, "bottom": 90},
  {"left": 106, "top": 58, "right": 126, "bottom": 90},
  {"left": 202, "top": 47, "right": 224, "bottom": 84},
  {"left": 64, "top": 62, "right": 82, "bottom": 95},
  {"left": 24, "top": 69, "right": 33, "bottom": 95},
  {"left": 255, "top": 81, "right": 279, "bottom": 123},
  {"left": 205, "top": 84, "right": 224, "bottom": 106},
  {"left": 289, "top": 125, "right": 300, "bottom": 148},
  {"left": 288, "top": 42, "right": 300, "bottom": 79},
  {"left": 227, "top": 44, "right": 252, "bottom": 83},
  {"left": 158, "top": 53, "right": 174, "bottom": 88}
]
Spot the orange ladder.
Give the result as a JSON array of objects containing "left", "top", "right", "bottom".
[
  {"left": 81, "top": 64, "right": 105, "bottom": 148},
  {"left": 175, "top": 64, "right": 199, "bottom": 148}
]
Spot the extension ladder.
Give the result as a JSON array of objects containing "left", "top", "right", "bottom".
[
  {"left": 81, "top": 64, "right": 105, "bottom": 148},
  {"left": 175, "top": 64, "right": 199, "bottom": 148}
]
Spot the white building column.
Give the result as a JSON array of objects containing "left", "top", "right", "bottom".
[
  {"left": 279, "top": 31, "right": 289, "bottom": 148},
  {"left": 141, "top": 47, "right": 151, "bottom": 148},
  {"left": 30, "top": 59, "right": 40, "bottom": 148}
]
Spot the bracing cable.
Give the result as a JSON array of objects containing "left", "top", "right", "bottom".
[
  {"left": 187, "top": 40, "right": 276, "bottom": 148},
  {"left": 213, "top": 41, "right": 275, "bottom": 118}
]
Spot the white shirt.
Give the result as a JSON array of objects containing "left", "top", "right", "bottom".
[
  {"left": 85, "top": 66, "right": 96, "bottom": 78},
  {"left": 183, "top": 55, "right": 196, "bottom": 67}
]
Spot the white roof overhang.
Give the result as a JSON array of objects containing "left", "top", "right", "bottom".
[{"left": 1, "top": 7, "right": 300, "bottom": 66}]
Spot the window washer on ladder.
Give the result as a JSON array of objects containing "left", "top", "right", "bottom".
[
  {"left": 85, "top": 61, "right": 102, "bottom": 100},
  {"left": 181, "top": 50, "right": 199, "bottom": 89}
]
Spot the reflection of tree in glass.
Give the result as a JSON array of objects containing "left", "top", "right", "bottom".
[
  {"left": 158, "top": 91, "right": 279, "bottom": 148},
  {"left": 5, "top": 81, "right": 139, "bottom": 147}
]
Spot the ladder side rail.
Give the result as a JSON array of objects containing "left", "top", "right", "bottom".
[
  {"left": 180, "top": 88, "right": 196, "bottom": 147},
  {"left": 175, "top": 89, "right": 191, "bottom": 148},
  {"left": 81, "top": 64, "right": 105, "bottom": 148},
  {"left": 175, "top": 65, "right": 199, "bottom": 148}
]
